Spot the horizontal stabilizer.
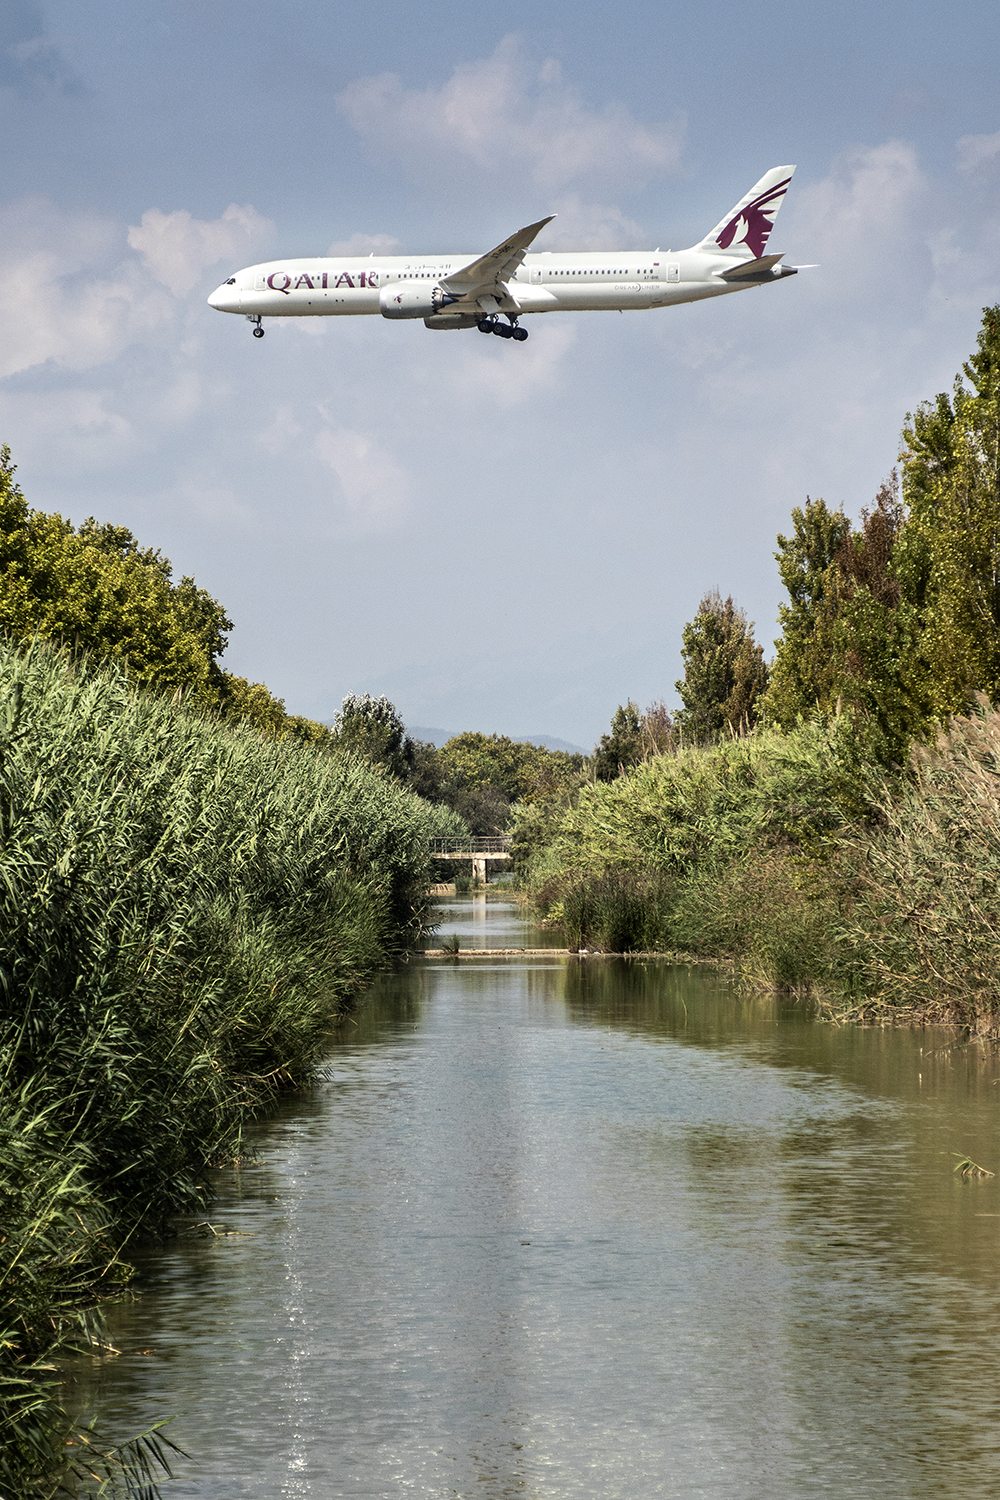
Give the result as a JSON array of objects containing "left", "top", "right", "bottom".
[{"left": 717, "top": 254, "right": 785, "bottom": 280}]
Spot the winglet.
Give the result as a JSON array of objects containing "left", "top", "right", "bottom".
[{"left": 441, "top": 217, "right": 555, "bottom": 293}]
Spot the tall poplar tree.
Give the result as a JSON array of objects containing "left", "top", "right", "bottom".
[
  {"left": 675, "top": 590, "right": 768, "bottom": 742},
  {"left": 896, "top": 304, "right": 1000, "bottom": 718},
  {"left": 762, "top": 499, "right": 852, "bottom": 727}
]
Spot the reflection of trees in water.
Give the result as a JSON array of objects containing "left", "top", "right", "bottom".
[
  {"left": 561, "top": 957, "right": 782, "bottom": 1044},
  {"left": 562, "top": 959, "right": 1000, "bottom": 1485}
]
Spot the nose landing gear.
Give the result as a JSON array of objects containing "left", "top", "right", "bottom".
[
  {"left": 246, "top": 315, "right": 264, "bottom": 339},
  {"left": 476, "top": 316, "right": 528, "bottom": 342}
]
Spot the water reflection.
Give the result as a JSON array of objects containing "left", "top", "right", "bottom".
[
  {"left": 429, "top": 890, "right": 567, "bottom": 949},
  {"left": 72, "top": 900, "right": 1000, "bottom": 1498}
]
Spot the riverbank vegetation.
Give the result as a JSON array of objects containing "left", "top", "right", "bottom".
[
  {"left": 0, "top": 445, "right": 330, "bottom": 744},
  {"left": 0, "top": 486, "right": 457, "bottom": 1494},
  {"left": 0, "top": 638, "right": 449, "bottom": 1493},
  {"left": 517, "top": 306, "right": 1000, "bottom": 1035}
]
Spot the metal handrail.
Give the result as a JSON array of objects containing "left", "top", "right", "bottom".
[{"left": 429, "top": 837, "right": 513, "bottom": 855}]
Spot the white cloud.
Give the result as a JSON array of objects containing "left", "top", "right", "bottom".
[
  {"left": 957, "top": 130, "right": 1000, "bottom": 175},
  {"left": 127, "top": 203, "right": 274, "bottom": 297},
  {"left": 0, "top": 387, "right": 136, "bottom": 469},
  {"left": 259, "top": 404, "right": 304, "bottom": 456},
  {"left": 313, "top": 422, "right": 412, "bottom": 531},
  {"left": 793, "top": 141, "right": 925, "bottom": 254},
  {"left": 785, "top": 141, "right": 929, "bottom": 300},
  {"left": 337, "top": 36, "right": 684, "bottom": 195},
  {"left": 0, "top": 195, "right": 174, "bottom": 379},
  {"left": 175, "top": 478, "right": 253, "bottom": 528},
  {"left": 537, "top": 196, "right": 648, "bottom": 251},
  {"left": 441, "top": 321, "right": 577, "bottom": 410},
  {"left": 327, "top": 231, "right": 401, "bottom": 257}
]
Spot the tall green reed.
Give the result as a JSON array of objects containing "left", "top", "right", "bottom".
[
  {"left": 841, "top": 699, "right": 1000, "bottom": 1027},
  {"left": 0, "top": 638, "right": 437, "bottom": 1494}
]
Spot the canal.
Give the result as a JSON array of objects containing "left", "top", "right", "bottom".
[{"left": 78, "top": 892, "right": 1000, "bottom": 1498}]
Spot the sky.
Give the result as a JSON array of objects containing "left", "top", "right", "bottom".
[{"left": 3, "top": 1, "right": 1000, "bottom": 749}]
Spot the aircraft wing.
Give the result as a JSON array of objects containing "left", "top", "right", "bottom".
[{"left": 440, "top": 217, "right": 554, "bottom": 297}]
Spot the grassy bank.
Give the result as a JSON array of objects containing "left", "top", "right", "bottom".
[
  {"left": 520, "top": 706, "right": 1000, "bottom": 1028},
  {"left": 0, "top": 640, "right": 438, "bottom": 1495}
]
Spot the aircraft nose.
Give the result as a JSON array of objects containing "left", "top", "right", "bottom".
[{"left": 207, "top": 282, "right": 239, "bottom": 312}]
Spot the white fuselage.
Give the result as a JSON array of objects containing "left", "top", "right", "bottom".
[
  {"left": 209, "top": 248, "right": 790, "bottom": 321},
  {"left": 207, "top": 169, "right": 801, "bottom": 334}
]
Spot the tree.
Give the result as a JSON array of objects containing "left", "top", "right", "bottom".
[
  {"left": 406, "top": 732, "right": 586, "bottom": 834},
  {"left": 0, "top": 445, "right": 328, "bottom": 741},
  {"left": 593, "top": 701, "right": 677, "bottom": 780},
  {"left": 331, "top": 692, "right": 413, "bottom": 779},
  {"left": 762, "top": 501, "right": 852, "bottom": 728},
  {"left": 896, "top": 304, "right": 1000, "bottom": 719},
  {"left": 438, "top": 732, "right": 541, "bottom": 803},
  {"left": 675, "top": 590, "right": 768, "bottom": 741},
  {"left": 829, "top": 475, "right": 927, "bottom": 760},
  {"left": 594, "top": 702, "right": 643, "bottom": 780},
  {"left": 0, "top": 448, "right": 232, "bottom": 704},
  {"left": 641, "top": 700, "right": 676, "bottom": 758}
]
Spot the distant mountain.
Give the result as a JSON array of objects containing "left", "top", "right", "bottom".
[
  {"left": 512, "top": 733, "right": 588, "bottom": 755},
  {"left": 407, "top": 726, "right": 456, "bottom": 747},
  {"left": 409, "top": 726, "right": 587, "bottom": 755}
]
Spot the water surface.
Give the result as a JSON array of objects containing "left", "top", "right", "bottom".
[{"left": 79, "top": 894, "right": 1000, "bottom": 1498}]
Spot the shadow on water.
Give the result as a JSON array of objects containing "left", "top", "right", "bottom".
[{"left": 67, "top": 903, "right": 1000, "bottom": 1500}]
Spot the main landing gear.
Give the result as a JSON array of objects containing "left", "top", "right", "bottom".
[
  {"left": 247, "top": 315, "right": 264, "bottom": 338},
  {"left": 477, "top": 316, "right": 528, "bottom": 342}
]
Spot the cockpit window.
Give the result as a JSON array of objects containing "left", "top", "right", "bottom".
[{"left": 225, "top": 278, "right": 236, "bottom": 286}]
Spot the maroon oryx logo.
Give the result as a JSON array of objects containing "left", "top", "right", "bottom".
[{"left": 716, "top": 177, "right": 791, "bottom": 259}]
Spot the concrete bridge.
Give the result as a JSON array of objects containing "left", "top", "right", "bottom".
[{"left": 429, "top": 836, "right": 512, "bottom": 884}]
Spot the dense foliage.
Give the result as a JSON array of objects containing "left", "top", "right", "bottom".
[
  {"left": 840, "top": 699, "right": 1000, "bottom": 1026},
  {"left": 593, "top": 700, "right": 673, "bottom": 781},
  {"left": 331, "top": 692, "right": 413, "bottom": 779},
  {"left": 0, "top": 640, "right": 440, "bottom": 1495},
  {"left": 523, "top": 306, "right": 1000, "bottom": 1025},
  {"left": 762, "top": 306, "right": 1000, "bottom": 758},
  {"left": 527, "top": 717, "right": 866, "bottom": 977},
  {"left": 0, "top": 446, "right": 327, "bottom": 742},
  {"left": 409, "top": 730, "right": 586, "bottom": 834},
  {"left": 674, "top": 590, "right": 768, "bottom": 742}
]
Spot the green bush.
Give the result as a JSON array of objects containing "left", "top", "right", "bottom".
[{"left": 527, "top": 719, "right": 871, "bottom": 982}]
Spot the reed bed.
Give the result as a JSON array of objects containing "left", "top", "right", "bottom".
[
  {"left": 528, "top": 703, "right": 1000, "bottom": 1018},
  {"left": 841, "top": 701, "right": 1000, "bottom": 1028},
  {"left": 0, "top": 639, "right": 437, "bottom": 1495},
  {"left": 528, "top": 720, "right": 865, "bottom": 986}
]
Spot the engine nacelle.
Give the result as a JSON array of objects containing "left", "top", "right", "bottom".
[
  {"left": 424, "top": 312, "right": 481, "bottom": 330},
  {"left": 379, "top": 283, "right": 457, "bottom": 320}
]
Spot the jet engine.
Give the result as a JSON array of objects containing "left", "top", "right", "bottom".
[{"left": 379, "top": 283, "right": 459, "bottom": 320}]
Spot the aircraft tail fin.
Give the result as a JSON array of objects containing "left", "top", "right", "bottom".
[{"left": 694, "top": 166, "right": 795, "bottom": 259}]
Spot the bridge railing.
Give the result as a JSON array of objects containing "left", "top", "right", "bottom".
[{"left": 429, "top": 837, "right": 513, "bottom": 856}]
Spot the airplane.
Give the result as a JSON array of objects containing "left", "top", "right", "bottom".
[{"left": 207, "top": 166, "right": 801, "bottom": 343}]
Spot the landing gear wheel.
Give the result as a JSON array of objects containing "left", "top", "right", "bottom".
[
  {"left": 493, "top": 322, "right": 513, "bottom": 338},
  {"left": 252, "top": 326, "right": 265, "bottom": 338},
  {"left": 512, "top": 326, "right": 528, "bottom": 342},
  {"left": 477, "top": 318, "right": 494, "bottom": 333}
]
